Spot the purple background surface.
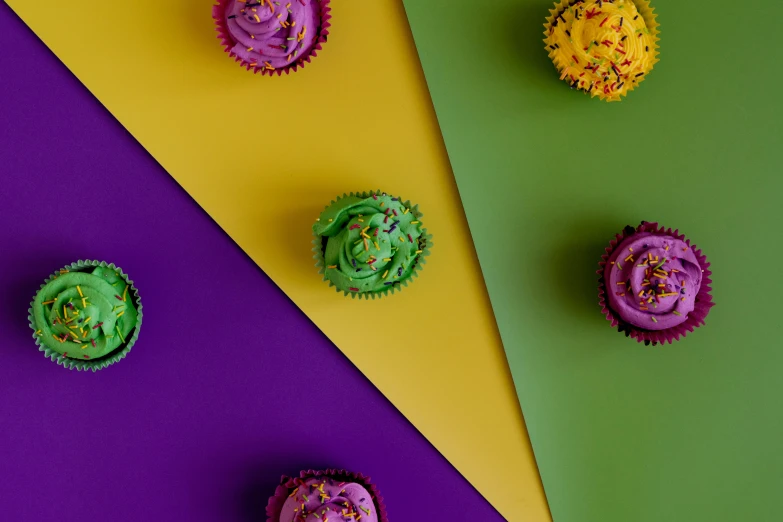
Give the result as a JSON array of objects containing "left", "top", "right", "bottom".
[{"left": 0, "top": 6, "right": 502, "bottom": 521}]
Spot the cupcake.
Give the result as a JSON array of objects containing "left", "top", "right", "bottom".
[
  {"left": 544, "top": 0, "right": 659, "bottom": 101},
  {"left": 213, "top": 0, "right": 331, "bottom": 76},
  {"left": 598, "top": 222, "right": 714, "bottom": 345},
  {"left": 29, "top": 261, "right": 142, "bottom": 371},
  {"left": 266, "top": 469, "right": 388, "bottom": 522},
  {"left": 312, "top": 191, "right": 432, "bottom": 299}
]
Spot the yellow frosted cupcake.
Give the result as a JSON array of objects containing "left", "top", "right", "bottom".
[{"left": 544, "top": 0, "right": 659, "bottom": 101}]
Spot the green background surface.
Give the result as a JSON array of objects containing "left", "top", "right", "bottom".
[{"left": 403, "top": 1, "right": 782, "bottom": 521}]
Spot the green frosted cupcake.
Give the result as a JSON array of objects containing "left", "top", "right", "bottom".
[
  {"left": 312, "top": 191, "right": 432, "bottom": 299},
  {"left": 29, "top": 260, "right": 142, "bottom": 371}
]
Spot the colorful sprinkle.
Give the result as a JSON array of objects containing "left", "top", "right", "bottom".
[{"left": 116, "top": 325, "right": 125, "bottom": 344}]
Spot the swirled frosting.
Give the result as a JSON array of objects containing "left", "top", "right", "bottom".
[
  {"left": 279, "top": 478, "right": 378, "bottom": 522},
  {"left": 605, "top": 232, "right": 702, "bottom": 330},
  {"left": 32, "top": 267, "right": 138, "bottom": 360},
  {"left": 313, "top": 193, "right": 425, "bottom": 294},
  {"left": 223, "top": 0, "right": 320, "bottom": 70},
  {"left": 545, "top": 0, "right": 657, "bottom": 100}
]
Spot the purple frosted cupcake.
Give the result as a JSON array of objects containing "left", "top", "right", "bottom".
[
  {"left": 598, "top": 221, "right": 714, "bottom": 345},
  {"left": 266, "top": 469, "right": 388, "bottom": 522},
  {"left": 213, "top": 0, "right": 331, "bottom": 76}
]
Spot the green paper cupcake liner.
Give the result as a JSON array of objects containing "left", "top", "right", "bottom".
[
  {"left": 28, "top": 260, "right": 143, "bottom": 372},
  {"left": 312, "top": 190, "right": 433, "bottom": 300}
]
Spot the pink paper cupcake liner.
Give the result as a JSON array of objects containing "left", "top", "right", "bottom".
[
  {"left": 266, "top": 469, "right": 388, "bottom": 522},
  {"left": 597, "top": 221, "right": 714, "bottom": 345},
  {"left": 213, "top": 0, "right": 331, "bottom": 76}
]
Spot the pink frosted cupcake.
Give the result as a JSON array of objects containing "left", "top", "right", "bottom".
[
  {"left": 213, "top": 0, "right": 331, "bottom": 75},
  {"left": 598, "top": 221, "right": 714, "bottom": 345},
  {"left": 266, "top": 469, "right": 388, "bottom": 522}
]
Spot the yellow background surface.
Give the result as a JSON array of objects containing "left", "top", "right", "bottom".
[{"left": 5, "top": 0, "right": 550, "bottom": 518}]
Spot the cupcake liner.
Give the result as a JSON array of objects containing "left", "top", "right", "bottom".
[
  {"left": 213, "top": 0, "right": 332, "bottom": 76},
  {"left": 266, "top": 469, "right": 388, "bottom": 522},
  {"left": 312, "top": 190, "right": 433, "bottom": 300},
  {"left": 544, "top": 0, "right": 660, "bottom": 101},
  {"left": 597, "top": 222, "right": 714, "bottom": 345},
  {"left": 28, "top": 260, "right": 143, "bottom": 372}
]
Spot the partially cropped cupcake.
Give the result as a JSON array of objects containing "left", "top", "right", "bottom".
[
  {"left": 544, "top": 0, "right": 659, "bottom": 101},
  {"left": 266, "top": 470, "right": 388, "bottom": 522},
  {"left": 213, "top": 0, "right": 331, "bottom": 75},
  {"left": 312, "top": 191, "right": 431, "bottom": 299},
  {"left": 598, "top": 222, "right": 713, "bottom": 345},
  {"left": 29, "top": 261, "right": 142, "bottom": 371}
]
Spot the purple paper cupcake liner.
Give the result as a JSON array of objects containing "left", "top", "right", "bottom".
[
  {"left": 266, "top": 469, "right": 388, "bottom": 522},
  {"left": 213, "top": 0, "right": 331, "bottom": 76},
  {"left": 598, "top": 221, "right": 714, "bottom": 345}
]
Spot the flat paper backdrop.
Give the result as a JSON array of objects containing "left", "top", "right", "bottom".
[
  {"left": 404, "top": 0, "right": 783, "bottom": 521},
  {"left": 3, "top": 0, "right": 551, "bottom": 520}
]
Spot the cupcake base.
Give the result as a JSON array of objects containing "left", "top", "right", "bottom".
[{"left": 597, "top": 222, "right": 713, "bottom": 345}]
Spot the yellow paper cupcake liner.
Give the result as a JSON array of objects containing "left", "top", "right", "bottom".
[{"left": 543, "top": 0, "right": 660, "bottom": 102}]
